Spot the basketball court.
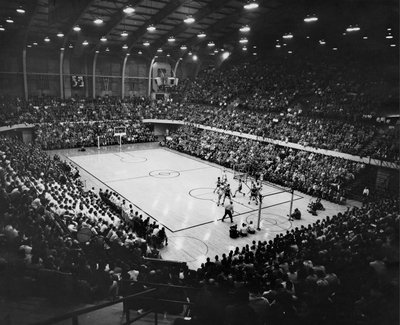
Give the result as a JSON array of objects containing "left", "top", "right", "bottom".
[{"left": 53, "top": 144, "right": 356, "bottom": 270}]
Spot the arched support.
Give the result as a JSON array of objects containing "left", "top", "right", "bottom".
[
  {"left": 121, "top": 54, "right": 129, "bottom": 98},
  {"left": 147, "top": 56, "right": 156, "bottom": 97},
  {"left": 92, "top": 52, "right": 98, "bottom": 99},
  {"left": 22, "top": 48, "right": 28, "bottom": 101},
  {"left": 59, "top": 49, "right": 65, "bottom": 99},
  {"left": 173, "top": 57, "right": 182, "bottom": 77}
]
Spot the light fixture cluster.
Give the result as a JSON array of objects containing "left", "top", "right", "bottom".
[{"left": 244, "top": 1, "right": 259, "bottom": 10}]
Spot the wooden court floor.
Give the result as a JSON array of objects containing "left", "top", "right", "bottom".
[{"left": 51, "top": 143, "right": 359, "bottom": 270}]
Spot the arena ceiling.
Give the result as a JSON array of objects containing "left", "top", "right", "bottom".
[{"left": 0, "top": 0, "right": 397, "bottom": 59}]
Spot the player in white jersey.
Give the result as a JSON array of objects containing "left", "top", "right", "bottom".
[{"left": 233, "top": 178, "right": 245, "bottom": 197}]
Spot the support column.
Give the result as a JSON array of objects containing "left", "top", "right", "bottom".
[
  {"left": 22, "top": 48, "right": 28, "bottom": 101},
  {"left": 121, "top": 54, "right": 129, "bottom": 98},
  {"left": 92, "top": 52, "right": 98, "bottom": 99},
  {"left": 147, "top": 56, "right": 156, "bottom": 97},
  {"left": 59, "top": 48, "right": 65, "bottom": 99},
  {"left": 84, "top": 56, "right": 89, "bottom": 98}
]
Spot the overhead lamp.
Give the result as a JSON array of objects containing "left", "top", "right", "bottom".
[
  {"left": 207, "top": 41, "right": 215, "bottom": 47},
  {"left": 168, "top": 36, "right": 175, "bottom": 42},
  {"left": 166, "top": 53, "right": 170, "bottom": 57},
  {"left": 44, "top": 36, "right": 50, "bottom": 42},
  {"left": 57, "top": 32, "right": 64, "bottom": 38},
  {"left": 332, "top": 47, "right": 338, "bottom": 51},
  {"left": 138, "top": 51, "right": 142, "bottom": 55},
  {"left": 60, "top": 47, "right": 65, "bottom": 51},
  {"left": 319, "top": 39, "right": 326, "bottom": 45},
  {"left": 214, "top": 49, "right": 218, "bottom": 53},
  {"left": 73, "top": 25, "right": 81, "bottom": 32},
  {"left": 147, "top": 24, "right": 156, "bottom": 32},
  {"left": 304, "top": 15, "right": 318, "bottom": 23},
  {"left": 197, "top": 31, "right": 206, "bottom": 38},
  {"left": 105, "top": 47, "right": 110, "bottom": 52},
  {"left": 157, "top": 48, "right": 163, "bottom": 53},
  {"left": 222, "top": 52, "right": 230, "bottom": 60},
  {"left": 82, "top": 40, "right": 89, "bottom": 46},
  {"left": 16, "top": 7, "right": 25, "bottom": 14},
  {"left": 27, "top": 44, "right": 32, "bottom": 48},
  {"left": 180, "top": 45, "right": 187, "bottom": 50},
  {"left": 244, "top": 1, "right": 259, "bottom": 10},
  {"left": 143, "top": 41, "right": 150, "bottom": 46},
  {"left": 0, "top": 26, "right": 5, "bottom": 31},
  {"left": 192, "top": 54, "right": 198, "bottom": 61},
  {"left": 239, "top": 25, "right": 251, "bottom": 33},
  {"left": 282, "top": 33, "right": 293, "bottom": 39},
  {"left": 283, "top": 43, "right": 287, "bottom": 46},
  {"left": 242, "top": 46, "right": 247, "bottom": 51},
  {"left": 122, "top": 44, "right": 128, "bottom": 50},
  {"left": 6, "top": 18, "right": 14, "bottom": 23},
  {"left": 306, "top": 36, "right": 310, "bottom": 39},
  {"left": 123, "top": 6, "right": 135, "bottom": 14},
  {"left": 288, "top": 51, "right": 293, "bottom": 54},
  {"left": 390, "top": 44, "right": 396, "bottom": 47},
  {"left": 33, "top": 42, "right": 38, "bottom": 46},
  {"left": 363, "top": 36, "right": 368, "bottom": 40},
  {"left": 184, "top": 15, "right": 195, "bottom": 24},
  {"left": 121, "top": 30, "right": 128, "bottom": 37},
  {"left": 386, "top": 33, "right": 393, "bottom": 39},
  {"left": 346, "top": 25, "right": 360, "bottom": 32},
  {"left": 188, "top": 51, "right": 192, "bottom": 55},
  {"left": 126, "top": 53, "right": 130, "bottom": 56},
  {"left": 94, "top": 18, "right": 103, "bottom": 25},
  {"left": 239, "top": 38, "right": 248, "bottom": 44},
  {"left": 95, "top": 50, "right": 99, "bottom": 53},
  {"left": 253, "top": 52, "right": 257, "bottom": 55},
  {"left": 387, "top": 28, "right": 392, "bottom": 31},
  {"left": 69, "top": 44, "right": 73, "bottom": 48},
  {"left": 275, "top": 44, "right": 281, "bottom": 48},
  {"left": 100, "top": 36, "right": 107, "bottom": 42}
]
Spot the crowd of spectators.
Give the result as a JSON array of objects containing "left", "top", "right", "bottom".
[
  {"left": 165, "top": 126, "right": 362, "bottom": 202},
  {"left": 0, "top": 135, "right": 171, "bottom": 302},
  {"left": 174, "top": 198, "right": 398, "bottom": 325}
]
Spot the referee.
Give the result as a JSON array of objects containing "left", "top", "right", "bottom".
[{"left": 222, "top": 201, "right": 234, "bottom": 223}]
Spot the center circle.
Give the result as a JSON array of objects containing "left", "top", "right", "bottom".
[{"left": 149, "top": 169, "right": 180, "bottom": 178}]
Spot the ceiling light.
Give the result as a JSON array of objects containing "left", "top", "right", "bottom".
[
  {"left": 207, "top": 41, "right": 215, "bottom": 47},
  {"left": 244, "top": 1, "right": 259, "bottom": 10},
  {"left": 123, "top": 6, "right": 135, "bottom": 14},
  {"left": 242, "top": 46, "right": 247, "bottom": 51},
  {"left": 138, "top": 51, "right": 142, "bottom": 55},
  {"left": 180, "top": 45, "right": 187, "bottom": 50},
  {"left": 168, "top": 36, "right": 175, "bottom": 42},
  {"left": 188, "top": 51, "right": 192, "bottom": 55},
  {"left": 253, "top": 52, "right": 257, "bottom": 55},
  {"left": 122, "top": 44, "right": 128, "bottom": 50},
  {"left": 143, "top": 41, "right": 150, "bottom": 46},
  {"left": 197, "top": 32, "right": 206, "bottom": 38},
  {"left": 390, "top": 44, "right": 396, "bottom": 47},
  {"left": 193, "top": 55, "right": 198, "bottom": 61},
  {"left": 105, "top": 47, "right": 110, "bottom": 52},
  {"left": 82, "top": 40, "right": 89, "bottom": 46},
  {"left": 346, "top": 25, "right": 360, "bottom": 32},
  {"left": 288, "top": 51, "right": 292, "bottom": 54},
  {"left": 16, "top": 7, "right": 25, "bottom": 14},
  {"left": 157, "top": 48, "right": 163, "bottom": 53},
  {"left": 69, "top": 44, "right": 73, "bottom": 48},
  {"left": 239, "top": 25, "right": 251, "bottom": 33},
  {"left": 95, "top": 50, "right": 99, "bottom": 53},
  {"left": 275, "top": 44, "right": 281, "bottom": 48},
  {"left": 147, "top": 24, "right": 156, "bottom": 32},
  {"left": 60, "top": 47, "right": 64, "bottom": 51},
  {"left": 94, "top": 18, "right": 103, "bottom": 25},
  {"left": 363, "top": 36, "right": 368, "bottom": 40},
  {"left": 121, "top": 30, "right": 128, "bottom": 37},
  {"left": 239, "top": 38, "right": 248, "bottom": 44},
  {"left": 332, "top": 47, "right": 338, "bottom": 51},
  {"left": 44, "top": 36, "right": 50, "bottom": 42},
  {"left": 283, "top": 43, "right": 287, "bottom": 46},
  {"left": 6, "top": 18, "right": 14, "bottom": 23},
  {"left": 386, "top": 34, "right": 393, "bottom": 39},
  {"left": 184, "top": 15, "right": 195, "bottom": 24},
  {"left": 304, "top": 15, "right": 318, "bottom": 23},
  {"left": 100, "top": 36, "right": 107, "bottom": 42},
  {"left": 222, "top": 52, "right": 230, "bottom": 60},
  {"left": 73, "top": 25, "right": 81, "bottom": 32},
  {"left": 282, "top": 33, "right": 293, "bottom": 39},
  {"left": 57, "top": 32, "right": 64, "bottom": 38},
  {"left": 126, "top": 53, "right": 130, "bottom": 56},
  {"left": 27, "top": 44, "right": 32, "bottom": 48},
  {"left": 0, "top": 26, "right": 5, "bottom": 31},
  {"left": 214, "top": 49, "right": 218, "bottom": 53},
  {"left": 167, "top": 53, "right": 170, "bottom": 57},
  {"left": 319, "top": 39, "right": 326, "bottom": 45},
  {"left": 33, "top": 42, "right": 37, "bottom": 46}
]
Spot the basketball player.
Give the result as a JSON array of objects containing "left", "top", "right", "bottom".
[
  {"left": 213, "top": 176, "right": 222, "bottom": 193},
  {"left": 221, "top": 169, "right": 228, "bottom": 184},
  {"left": 216, "top": 185, "right": 224, "bottom": 206},
  {"left": 222, "top": 183, "right": 232, "bottom": 206},
  {"left": 248, "top": 181, "right": 258, "bottom": 205},
  {"left": 233, "top": 178, "right": 245, "bottom": 198}
]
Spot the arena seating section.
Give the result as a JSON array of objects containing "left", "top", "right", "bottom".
[{"left": 0, "top": 53, "right": 398, "bottom": 325}]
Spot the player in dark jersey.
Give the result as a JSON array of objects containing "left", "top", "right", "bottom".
[
  {"left": 233, "top": 178, "right": 245, "bottom": 197},
  {"left": 248, "top": 182, "right": 258, "bottom": 205},
  {"left": 222, "top": 183, "right": 232, "bottom": 206},
  {"left": 213, "top": 176, "right": 222, "bottom": 193}
]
